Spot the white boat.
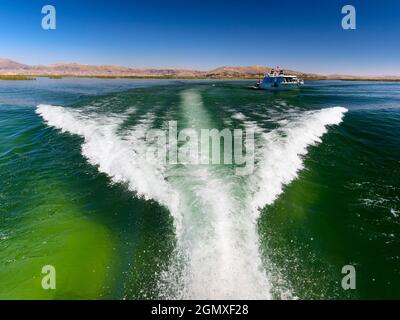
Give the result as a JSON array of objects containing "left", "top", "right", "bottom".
[{"left": 254, "top": 67, "right": 304, "bottom": 90}]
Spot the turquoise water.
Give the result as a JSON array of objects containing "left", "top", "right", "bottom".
[{"left": 0, "top": 78, "right": 399, "bottom": 299}]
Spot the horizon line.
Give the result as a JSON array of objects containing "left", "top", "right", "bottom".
[{"left": 1, "top": 57, "right": 399, "bottom": 78}]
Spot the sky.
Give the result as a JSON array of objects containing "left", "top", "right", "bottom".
[{"left": 0, "top": 0, "right": 399, "bottom": 75}]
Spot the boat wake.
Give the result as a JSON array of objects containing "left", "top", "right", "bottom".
[{"left": 36, "top": 94, "right": 347, "bottom": 299}]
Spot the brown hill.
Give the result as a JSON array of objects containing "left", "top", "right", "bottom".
[
  {"left": 0, "top": 58, "right": 399, "bottom": 80},
  {"left": 206, "top": 66, "right": 309, "bottom": 78},
  {"left": 0, "top": 59, "right": 305, "bottom": 78},
  {"left": 0, "top": 58, "right": 30, "bottom": 70}
]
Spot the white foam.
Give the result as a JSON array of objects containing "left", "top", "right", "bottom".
[
  {"left": 231, "top": 112, "right": 247, "bottom": 121},
  {"left": 250, "top": 107, "right": 348, "bottom": 214},
  {"left": 36, "top": 101, "right": 347, "bottom": 300},
  {"left": 158, "top": 90, "right": 272, "bottom": 299},
  {"left": 36, "top": 104, "right": 182, "bottom": 231}
]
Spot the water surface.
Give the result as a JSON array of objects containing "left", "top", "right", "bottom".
[{"left": 1, "top": 78, "right": 399, "bottom": 299}]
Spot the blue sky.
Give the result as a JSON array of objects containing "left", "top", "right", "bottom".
[{"left": 0, "top": 0, "right": 399, "bottom": 75}]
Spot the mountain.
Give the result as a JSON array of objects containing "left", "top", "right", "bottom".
[
  {"left": 206, "top": 66, "right": 304, "bottom": 77},
  {"left": 0, "top": 59, "right": 306, "bottom": 78},
  {"left": 0, "top": 59, "right": 206, "bottom": 77},
  {"left": 0, "top": 58, "right": 30, "bottom": 70},
  {"left": 0, "top": 58, "right": 399, "bottom": 80}
]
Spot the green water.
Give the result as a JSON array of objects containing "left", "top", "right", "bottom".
[{"left": 0, "top": 78, "right": 399, "bottom": 299}]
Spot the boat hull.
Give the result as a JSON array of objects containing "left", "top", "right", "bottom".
[{"left": 258, "top": 83, "right": 302, "bottom": 90}]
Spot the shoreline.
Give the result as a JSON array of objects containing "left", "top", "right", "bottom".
[{"left": 1, "top": 74, "right": 400, "bottom": 82}]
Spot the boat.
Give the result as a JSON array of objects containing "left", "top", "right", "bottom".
[{"left": 253, "top": 67, "right": 304, "bottom": 90}]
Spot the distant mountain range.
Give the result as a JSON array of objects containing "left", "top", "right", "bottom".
[{"left": 0, "top": 58, "right": 399, "bottom": 80}]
